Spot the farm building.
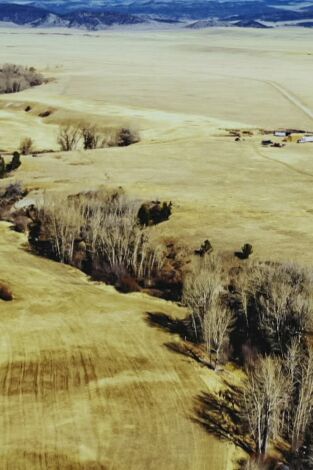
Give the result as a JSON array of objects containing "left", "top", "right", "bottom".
[
  {"left": 262, "top": 140, "right": 273, "bottom": 146},
  {"left": 274, "top": 130, "right": 291, "bottom": 137},
  {"left": 298, "top": 136, "right": 313, "bottom": 143}
]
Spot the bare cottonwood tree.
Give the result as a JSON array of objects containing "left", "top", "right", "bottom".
[
  {"left": 201, "top": 304, "right": 234, "bottom": 367},
  {"left": 80, "top": 125, "right": 104, "bottom": 150},
  {"left": 243, "top": 356, "right": 289, "bottom": 459},
  {"left": 19, "top": 137, "right": 34, "bottom": 155},
  {"left": 183, "top": 258, "right": 234, "bottom": 366},
  {"left": 182, "top": 260, "right": 223, "bottom": 342},
  {"left": 210, "top": 306, "right": 234, "bottom": 367},
  {"left": 36, "top": 190, "right": 164, "bottom": 282},
  {"left": 116, "top": 127, "right": 139, "bottom": 147},
  {"left": 258, "top": 280, "right": 310, "bottom": 355},
  {"left": 0, "top": 64, "right": 44, "bottom": 94},
  {"left": 57, "top": 125, "right": 81, "bottom": 151},
  {"left": 236, "top": 262, "right": 313, "bottom": 356},
  {"left": 291, "top": 349, "right": 313, "bottom": 452},
  {"left": 280, "top": 340, "right": 301, "bottom": 436}
]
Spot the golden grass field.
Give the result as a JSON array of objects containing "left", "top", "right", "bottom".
[
  {"left": 0, "top": 223, "right": 241, "bottom": 469},
  {"left": 0, "top": 26, "right": 313, "bottom": 469}
]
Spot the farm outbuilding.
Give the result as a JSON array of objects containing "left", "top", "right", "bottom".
[
  {"left": 298, "top": 136, "right": 313, "bottom": 143},
  {"left": 274, "top": 130, "right": 291, "bottom": 137},
  {"left": 262, "top": 140, "right": 273, "bottom": 146}
]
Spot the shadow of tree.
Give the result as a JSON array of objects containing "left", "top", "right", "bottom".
[
  {"left": 165, "top": 341, "right": 213, "bottom": 368},
  {"left": 146, "top": 312, "right": 258, "bottom": 464},
  {"left": 193, "top": 382, "right": 254, "bottom": 455},
  {"left": 146, "top": 311, "right": 214, "bottom": 368},
  {"left": 234, "top": 251, "right": 247, "bottom": 260},
  {"left": 147, "top": 312, "right": 214, "bottom": 369},
  {"left": 146, "top": 311, "right": 196, "bottom": 341},
  {"left": 146, "top": 316, "right": 287, "bottom": 469}
]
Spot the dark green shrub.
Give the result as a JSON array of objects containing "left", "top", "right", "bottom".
[
  {"left": 138, "top": 201, "right": 172, "bottom": 226},
  {"left": 117, "top": 128, "right": 139, "bottom": 147},
  {"left": 6, "top": 152, "right": 21, "bottom": 172},
  {"left": 235, "top": 243, "right": 253, "bottom": 260},
  {"left": 38, "top": 110, "right": 52, "bottom": 118},
  {"left": 0, "top": 283, "right": 13, "bottom": 301},
  {"left": 242, "top": 243, "right": 253, "bottom": 259},
  {"left": 194, "top": 240, "right": 213, "bottom": 257}
]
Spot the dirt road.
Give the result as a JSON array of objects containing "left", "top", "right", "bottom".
[{"left": 268, "top": 81, "right": 313, "bottom": 123}]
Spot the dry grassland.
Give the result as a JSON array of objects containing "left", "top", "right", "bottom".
[
  {"left": 0, "top": 223, "right": 240, "bottom": 469},
  {"left": 0, "top": 26, "right": 313, "bottom": 469}
]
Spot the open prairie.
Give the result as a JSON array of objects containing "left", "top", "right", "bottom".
[
  {"left": 1, "top": 27, "right": 313, "bottom": 262},
  {"left": 0, "top": 27, "right": 313, "bottom": 469}
]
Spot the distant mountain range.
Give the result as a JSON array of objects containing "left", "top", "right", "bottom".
[
  {"left": 0, "top": 1, "right": 313, "bottom": 29},
  {"left": 0, "top": 3, "right": 145, "bottom": 28}
]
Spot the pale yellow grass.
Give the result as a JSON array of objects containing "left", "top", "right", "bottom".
[
  {"left": 0, "top": 27, "right": 313, "bottom": 469},
  {"left": 0, "top": 223, "right": 240, "bottom": 469},
  {"left": 0, "top": 28, "right": 313, "bottom": 263}
]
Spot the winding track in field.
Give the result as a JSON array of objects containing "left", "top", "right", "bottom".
[{"left": 266, "top": 80, "right": 313, "bottom": 122}]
